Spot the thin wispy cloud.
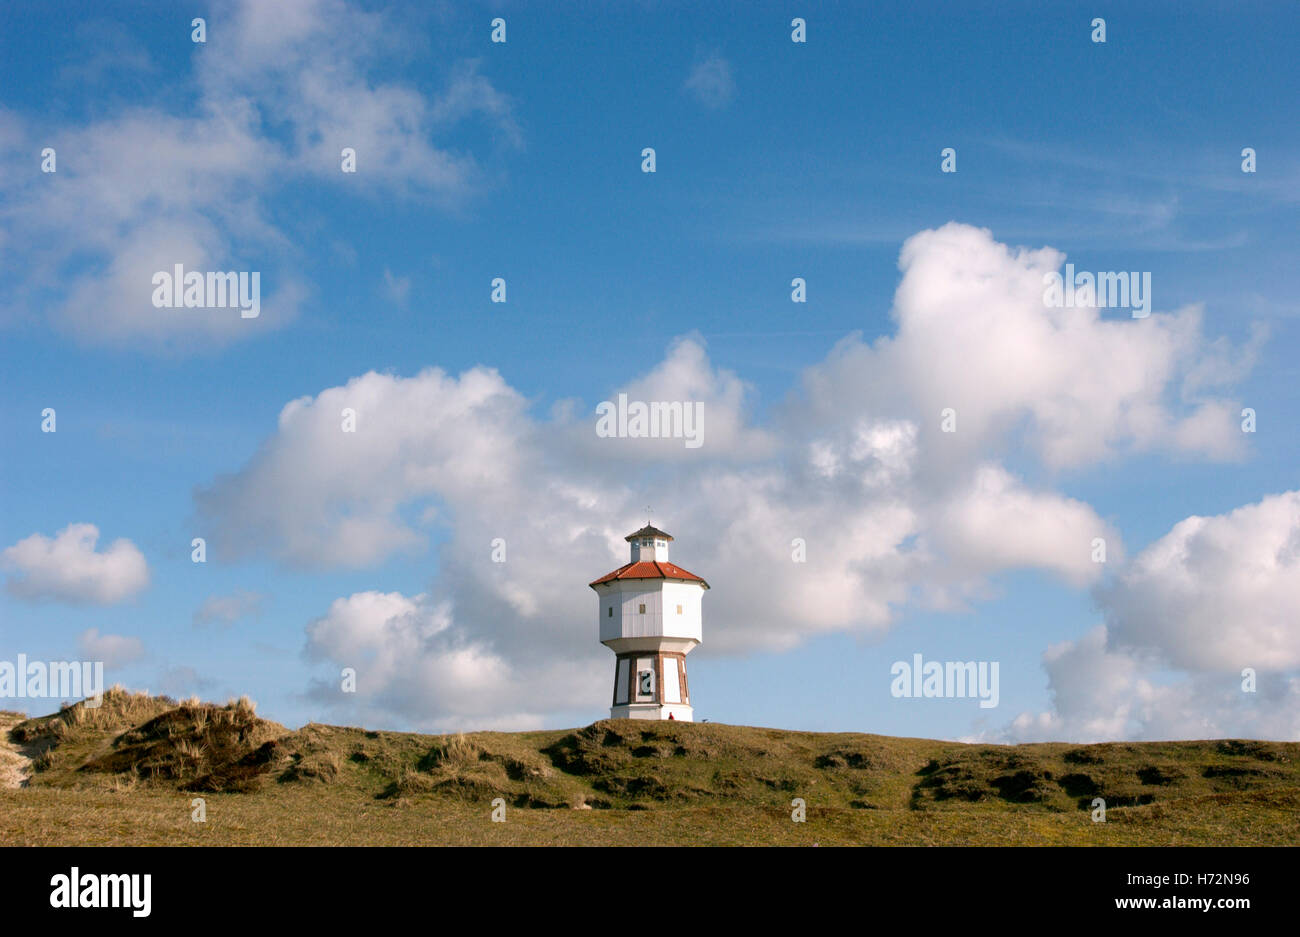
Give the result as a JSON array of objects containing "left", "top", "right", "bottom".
[
  {"left": 683, "top": 55, "right": 735, "bottom": 109},
  {"left": 0, "top": 0, "right": 521, "bottom": 352}
]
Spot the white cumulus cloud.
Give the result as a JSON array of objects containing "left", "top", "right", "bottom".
[
  {"left": 304, "top": 591, "right": 599, "bottom": 731},
  {"left": 1098, "top": 490, "right": 1300, "bottom": 672},
  {"left": 2, "top": 523, "right": 149, "bottom": 605},
  {"left": 997, "top": 490, "right": 1300, "bottom": 742},
  {"left": 1000, "top": 625, "right": 1300, "bottom": 743}
]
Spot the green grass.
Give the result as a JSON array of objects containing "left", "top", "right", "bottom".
[{"left": 2, "top": 689, "right": 1297, "bottom": 845}]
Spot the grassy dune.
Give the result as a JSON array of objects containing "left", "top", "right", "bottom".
[{"left": 2, "top": 689, "right": 1297, "bottom": 846}]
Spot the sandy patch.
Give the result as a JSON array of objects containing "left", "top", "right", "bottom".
[{"left": 0, "top": 712, "right": 33, "bottom": 789}]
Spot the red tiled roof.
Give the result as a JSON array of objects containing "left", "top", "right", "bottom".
[{"left": 589, "top": 561, "right": 709, "bottom": 589}]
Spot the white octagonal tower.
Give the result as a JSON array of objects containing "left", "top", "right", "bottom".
[{"left": 589, "top": 525, "right": 708, "bottom": 721}]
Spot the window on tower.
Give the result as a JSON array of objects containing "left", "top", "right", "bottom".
[
  {"left": 638, "top": 603, "right": 646, "bottom": 614},
  {"left": 676, "top": 604, "right": 682, "bottom": 615},
  {"left": 607, "top": 606, "right": 613, "bottom": 617}
]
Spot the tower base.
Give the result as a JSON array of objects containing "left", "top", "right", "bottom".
[{"left": 611, "top": 703, "right": 694, "bottom": 722}]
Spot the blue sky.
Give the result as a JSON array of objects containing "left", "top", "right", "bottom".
[{"left": 2, "top": 0, "right": 1298, "bottom": 740}]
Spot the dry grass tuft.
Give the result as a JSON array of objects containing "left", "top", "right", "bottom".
[{"left": 435, "top": 733, "right": 484, "bottom": 771}]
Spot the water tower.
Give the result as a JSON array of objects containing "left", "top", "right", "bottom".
[{"left": 589, "top": 525, "right": 708, "bottom": 721}]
